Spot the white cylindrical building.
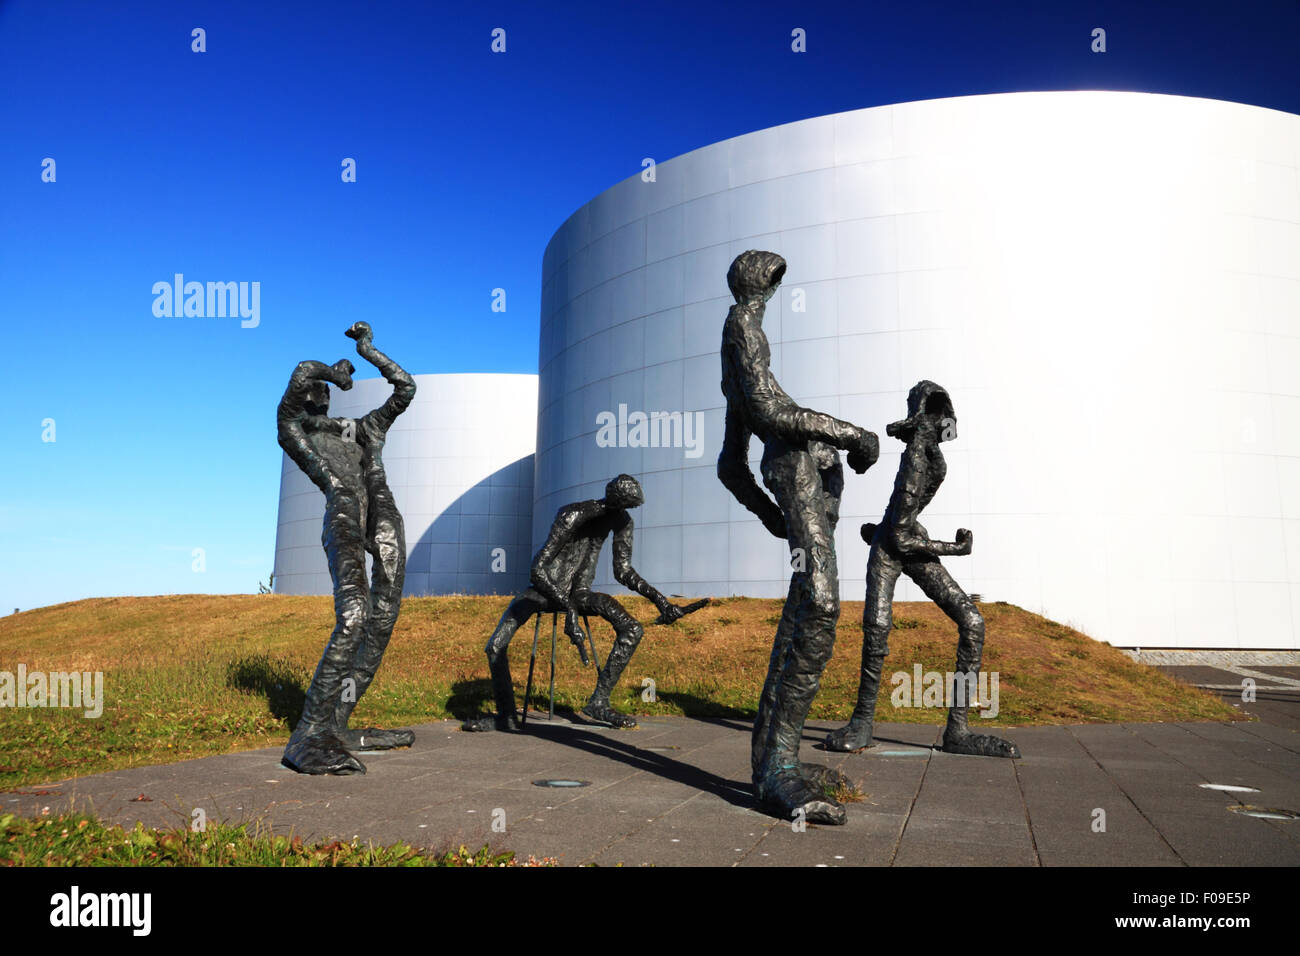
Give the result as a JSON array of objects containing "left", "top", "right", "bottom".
[
  {"left": 534, "top": 91, "right": 1300, "bottom": 649},
  {"left": 273, "top": 373, "right": 537, "bottom": 597}
]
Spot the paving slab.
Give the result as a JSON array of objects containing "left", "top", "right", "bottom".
[
  {"left": 1234, "top": 720, "right": 1300, "bottom": 751},
  {"left": 1142, "top": 807, "right": 1300, "bottom": 866},
  {"left": 893, "top": 837, "right": 1039, "bottom": 866},
  {"left": 1026, "top": 804, "right": 1183, "bottom": 867}
]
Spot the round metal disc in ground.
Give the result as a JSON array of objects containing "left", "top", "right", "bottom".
[
  {"left": 1200, "top": 783, "right": 1260, "bottom": 793},
  {"left": 532, "top": 779, "right": 591, "bottom": 788}
]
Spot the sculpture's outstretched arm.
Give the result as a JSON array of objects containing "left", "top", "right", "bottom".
[
  {"left": 610, "top": 513, "right": 672, "bottom": 612},
  {"left": 729, "top": 323, "right": 878, "bottom": 470},
  {"left": 717, "top": 405, "right": 786, "bottom": 538},
  {"left": 890, "top": 514, "right": 970, "bottom": 558},
  {"left": 347, "top": 322, "right": 416, "bottom": 435}
]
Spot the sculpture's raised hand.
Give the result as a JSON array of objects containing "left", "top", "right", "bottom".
[{"left": 331, "top": 359, "right": 355, "bottom": 389}]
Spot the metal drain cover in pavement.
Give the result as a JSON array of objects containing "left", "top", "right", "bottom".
[
  {"left": 532, "top": 779, "right": 591, "bottom": 788},
  {"left": 1228, "top": 805, "right": 1298, "bottom": 821},
  {"left": 1200, "top": 783, "right": 1260, "bottom": 793},
  {"left": 641, "top": 745, "right": 681, "bottom": 752}
]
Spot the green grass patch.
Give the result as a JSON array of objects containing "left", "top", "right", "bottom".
[{"left": 0, "top": 811, "right": 553, "bottom": 867}]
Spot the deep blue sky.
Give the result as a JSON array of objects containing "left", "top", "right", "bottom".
[{"left": 2, "top": 0, "right": 1298, "bottom": 612}]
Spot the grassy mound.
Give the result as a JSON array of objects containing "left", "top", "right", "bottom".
[{"left": 0, "top": 594, "right": 1239, "bottom": 788}]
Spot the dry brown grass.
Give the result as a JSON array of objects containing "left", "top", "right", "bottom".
[{"left": 0, "top": 593, "right": 1240, "bottom": 788}]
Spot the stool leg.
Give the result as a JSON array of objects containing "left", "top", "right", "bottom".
[
  {"left": 584, "top": 615, "right": 601, "bottom": 671},
  {"left": 548, "top": 613, "right": 557, "bottom": 721},
  {"left": 521, "top": 613, "right": 541, "bottom": 729}
]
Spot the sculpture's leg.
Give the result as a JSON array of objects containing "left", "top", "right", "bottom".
[
  {"left": 753, "top": 446, "right": 846, "bottom": 825},
  {"left": 825, "top": 546, "right": 901, "bottom": 752},
  {"left": 335, "top": 494, "right": 413, "bottom": 751},
  {"left": 462, "top": 588, "right": 548, "bottom": 732},
  {"left": 283, "top": 493, "right": 369, "bottom": 775},
  {"left": 751, "top": 575, "right": 800, "bottom": 780},
  {"left": 752, "top": 589, "right": 855, "bottom": 789},
  {"left": 578, "top": 592, "right": 643, "bottom": 728},
  {"left": 907, "top": 561, "right": 1019, "bottom": 758}
]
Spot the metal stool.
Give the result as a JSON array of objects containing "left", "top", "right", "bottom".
[{"left": 520, "top": 612, "right": 601, "bottom": 727}]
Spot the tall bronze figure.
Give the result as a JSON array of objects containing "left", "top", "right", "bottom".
[
  {"left": 825, "top": 381, "right": 1019, "bottom": 759},
  {"left": 465, "top": 474, "right": 701, "bottom": 732},
  {"left": 717, "top": 250, "right": 880, "bottom": 825},
  {"left": 276, "top": 321, "right": 416, "bottom": 774}
]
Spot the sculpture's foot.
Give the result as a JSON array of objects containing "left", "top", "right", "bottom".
[
  {"left": 942, "top": 730, "right": 1021, "bottom": 759},
  {"left": 756, "top": 767, "right": 847, "bottom": 826},
  {"left": 581, "top": 702, "right": 637, "bottom": 728},
  {"left": 282, "top": 732, "right": 366, "bottom": 775},
  {"left": 336, "top": 727, "right": 415, "bottom": 751},
  {"left": 823, "top": 718, "right": 874, "bottom": 753},
  {"left": 461, "top": 713, "right": 522, "bottom": 733}
]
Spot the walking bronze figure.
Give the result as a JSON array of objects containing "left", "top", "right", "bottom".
[{"left": 717, "top": 250, "right": 880, "bottom": 825}]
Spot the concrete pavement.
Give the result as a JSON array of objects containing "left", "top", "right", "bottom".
[{"left": 5, "top": 711, "right": 1298, "bottom": 866}]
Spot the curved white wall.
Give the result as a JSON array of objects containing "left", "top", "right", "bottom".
[
  {"left": 274, "top": 373, "right": 537, "bottom": 597},
  {"left": 536, "top": 91, "right": 1300, "bottom": 649}
]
